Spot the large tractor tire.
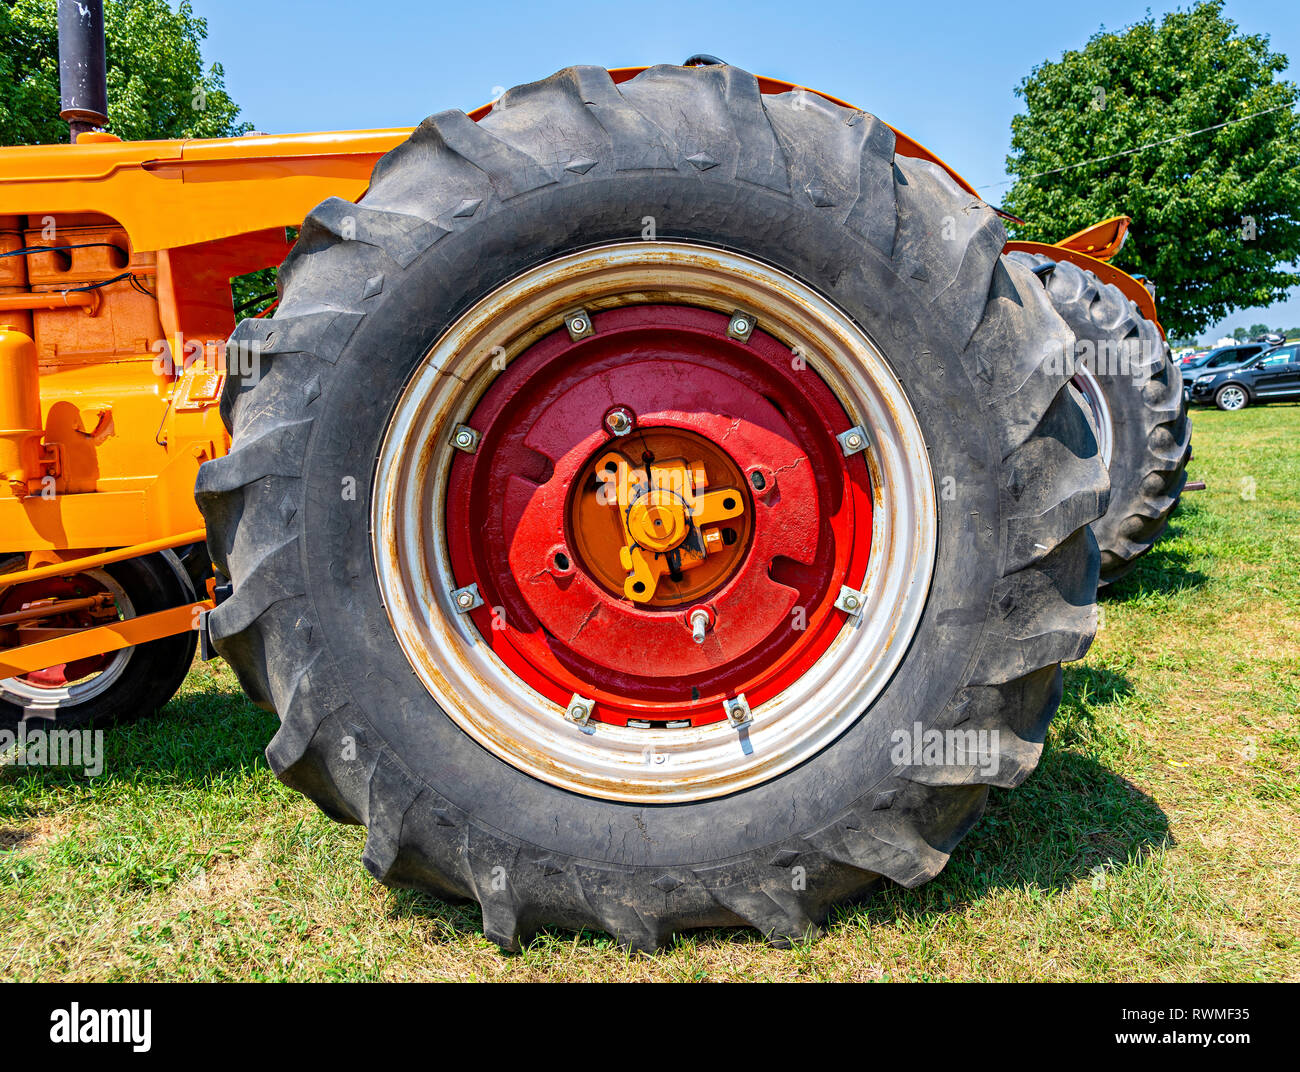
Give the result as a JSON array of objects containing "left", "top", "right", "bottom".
[
  {"left": 1009, "top": 252, "right": 1191, "bottom": 587},
  {"left": 0, "top": 550, "right": 198, "bottom": 733},
  {"left": 198, "top": 64, "right": 1107, "bottom": 950}
]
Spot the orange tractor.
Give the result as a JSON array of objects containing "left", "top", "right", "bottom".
[{"left": 0, "top": 3, "right": 1188, "bottom": 948}]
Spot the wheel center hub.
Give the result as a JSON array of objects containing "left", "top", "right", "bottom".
[{"left": 584, "top": 439, "right": 748, "bottom": 603}]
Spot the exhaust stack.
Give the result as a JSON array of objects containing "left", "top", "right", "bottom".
[{"left": 57, "top": 0, "right": 109, "bottom": 142}]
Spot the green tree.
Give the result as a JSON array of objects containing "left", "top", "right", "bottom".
[
  {"left": 1003, "top": 1, "right": 1300, "bottom": 337},
  {"left": 0, "top": 0, "right": 247, "bottom": 146}
]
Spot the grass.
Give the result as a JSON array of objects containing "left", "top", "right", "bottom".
[{"left": 2, "top": 403, "right": 1297, "bottom": 982}]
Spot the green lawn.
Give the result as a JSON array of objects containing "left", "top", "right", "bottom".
[{"left": 2, "top": 403, "right": 1297, "bottom": 981}]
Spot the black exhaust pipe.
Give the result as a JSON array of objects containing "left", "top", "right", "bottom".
[{"left": 57, "top": 0, "right": 109, "bottom": 142}]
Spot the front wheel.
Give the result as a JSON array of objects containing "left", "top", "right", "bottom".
[
  {"left": 0, "top": 551, "right": 198, "bottom": 733},
  {"left": 198, "top": 64, "right": 1107, "bottom": 949},
  {"left": 1216, "top": 384, "right": 1249, "bottom": 411}
]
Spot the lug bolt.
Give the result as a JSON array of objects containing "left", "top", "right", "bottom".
[
  {"left": 605, "top": 408, "right": 634, "bottom": 437},
  {"left": 689, "top": 607, "right": 711, "bottom": 644},
  {"left": 845, "top": 432, "right": 863, "bottom": 450},
  {"left": 456, "top": 591, "right": 474, "bottom": 609}
]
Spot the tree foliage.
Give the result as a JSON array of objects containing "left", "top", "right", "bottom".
[
  {"left": 1003, "top": 1, "right": 1300, "bottom": 336},
  {"left": 0, "top": 0, "right": 247, "bottom": 146}
]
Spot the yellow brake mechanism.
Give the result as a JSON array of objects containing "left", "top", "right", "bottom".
[{"left": 592, "top": 451, "right": 745, "bottom": 603}]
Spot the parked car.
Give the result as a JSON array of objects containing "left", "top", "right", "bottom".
[
  {"left": 1180, "top": 343, "right": 1269, "bottom": 399},
  {"left": 1189, "top": 344, "right": 1300, "bottom": 410}
]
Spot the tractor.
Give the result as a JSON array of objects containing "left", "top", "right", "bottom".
[{"left": 0, "top": 1, "right": 1189, "bottom": 949}]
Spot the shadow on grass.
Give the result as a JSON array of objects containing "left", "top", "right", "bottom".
[
  {"left": 839, "top": 664, "right": 1169, "bottom": 931},
  {"left": 384, "top": 665, "right": 1168, "bottom": 953},
  {"left": 0, "top": 683, "right": 277, "bottom": 792},
  {"left": 4, "top": 659, "right": 1168, "bottom": 954},
  {"left": 0, "top": 827, "right": 35, "bottom": 850},
  {"left": 839, "top": 748, "right": 1170, "bottom": 932},
  {"left": 1102, "top": 514, "right": 1210, "bottom": 602}
]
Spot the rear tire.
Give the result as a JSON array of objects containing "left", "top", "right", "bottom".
[
  {"left": 199, "top": 64, "right": 1106, "bottom": 950},
  {"left": 1009, "top": 253, "right": 1192, "bottom": 587}
]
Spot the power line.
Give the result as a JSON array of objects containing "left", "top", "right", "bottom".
[{"left": 979, "top": 101, "right": 1295, "bottom": 191}]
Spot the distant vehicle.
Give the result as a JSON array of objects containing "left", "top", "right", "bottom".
[
  {"left": 1180, "top": 343, "right": 1269, "bottom": 398},
  {"left": 1189, "top": 344, "right": 1300, "bottom": 410}
]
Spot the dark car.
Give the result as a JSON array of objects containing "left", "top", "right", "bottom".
[
  {"left": 1189, "top": 344, "right": 1300, "bottom": 410},
  {"left": 1180, "top": 343, "right": 1270, "bottom": 400}
]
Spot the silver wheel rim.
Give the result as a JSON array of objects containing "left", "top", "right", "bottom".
[
  {"left": 0, "top": 568, "right": 134, "bottom": 713},
  {"left": 1220, "top": 386, "right": 1246, "bottom": 410},
  {"left": 1072, "top": 366, "right": 1113, "bottom": 467},
  {"left": 372, "top": 242, "right": 938, "bottom": 802}
]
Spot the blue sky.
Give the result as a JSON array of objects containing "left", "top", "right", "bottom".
[{"left": 193, "top": 0, "right": 1299, "bottom": 340}]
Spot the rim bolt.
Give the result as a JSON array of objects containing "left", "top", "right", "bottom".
[
  {"left": 837, "top": 425, "right": 870, "bottom": 457},
  {"left": 724, "top": 693, "right": 753, "bottom": 727},
  {"left": 566, "top": 694, "right": 593, "bottom": 725},
  {"left": 727, "top": 310, "right": 755, "bottom": 342},
  {"left": 835, "top": 585, "right": 864, "bottom": 618},
  {"left": 565, "top": 309, "right": 595, "bottom": 341},
  {"left": 451, "top": 583, "right": 482, "bottom": 612},
  {"left": 451, "top": 424, "right": 480, "bottom": 453}
]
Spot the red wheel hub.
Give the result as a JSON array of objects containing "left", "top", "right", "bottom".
[
  {"left": 0, "top": 572, "right": 118, "bottom": 687},
  {"left": 446, "top": 305, "right": 871, "bottom": 726}
]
